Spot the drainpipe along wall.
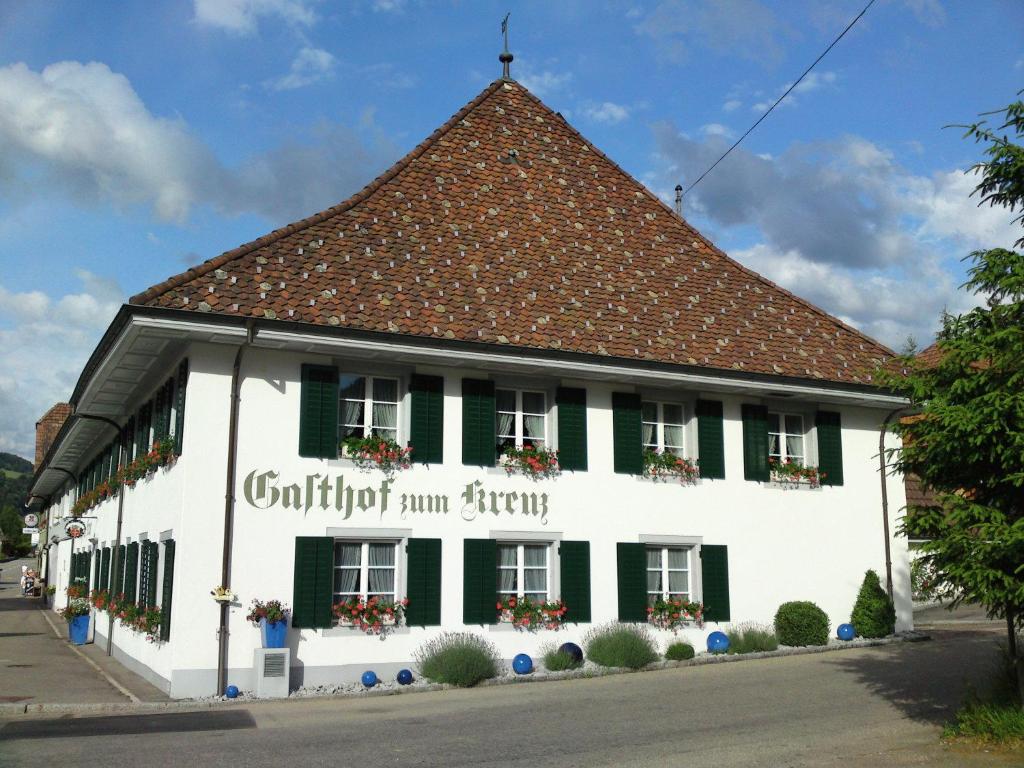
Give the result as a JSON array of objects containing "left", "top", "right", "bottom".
[{"left": 217, "top": 321, "right": 255, "bottom": 696}]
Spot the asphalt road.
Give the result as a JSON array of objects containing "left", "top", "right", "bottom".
[{"left": 1, "top": 626, "right": 1019, "bottom": 767}]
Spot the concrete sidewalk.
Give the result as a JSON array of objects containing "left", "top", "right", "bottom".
[{"left": 0, "top": 557, "right": 169, "bottom": 710}]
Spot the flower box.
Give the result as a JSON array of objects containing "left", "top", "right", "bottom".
[
  {"left": 768, "top": 459, "right": 823, "bottom": 489},
  {"left": 646, "top": 598, "right": 705, "bottom": 632},
  {"left": 72, "top": 438, "right": 177, "bottom": 517},
  {"left": 342, "top": 435, "right": 412, "bottom": 476},
  {"left": 496, "top": 595, "right": 567, "bottom": 631},
  {"left": 500, "top": 445, "right": 560, "bottom": 479},
  {"left": 332, "top": 596, "right": 408, "bottom": 635},
  {"left": 643, "top": 450, "right": 700, "bottom": 484}
]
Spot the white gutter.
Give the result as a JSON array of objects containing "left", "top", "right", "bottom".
[{"left": 254, "top": 327, "right": 909, "bottom": 409}]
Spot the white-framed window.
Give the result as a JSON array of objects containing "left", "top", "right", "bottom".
[
  {"left": 496, "top": 542, "right": 549, "bottom": 602},
  {"left": 339, "top": 375, "right": 399, "bottom": 442},
  {"left": 496, "top": 389, "right": 547, "bottom": 453},
  {"left": 642, "top": 401, "right": 685, "bottom": 456},
  {"left": 646, "top": 545, "right": 691, "bottom": 604},
  {"left": 768, "top": 412, "right": 805, "bottom": 464},
  {"left": 332, "top": 540, "right": 398, "bottom": 604}
]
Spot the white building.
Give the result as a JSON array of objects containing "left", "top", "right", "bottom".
[{"left": 29, "top": 74, "right": 911, "bottom": 699}]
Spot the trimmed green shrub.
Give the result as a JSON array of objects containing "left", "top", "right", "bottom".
[
  {"left": 414, "top": 632, "right": 501, "bottom": 687},
  {"left": 726, "top": 622, "right": 779, "bottom": 654},
  {"left": 850, "top": 570, "right": 896, "bottom": 638},
  {"left": 584, "top": 623, "right": 659, "bottom": 669},
  {"left": 664, "top": 641, "right": 695, "bottom": 661},
  {"left": 541, "top": 643, "right": 582, "bottom": 671},
  {"left": 774, "top": 601, "right": 829, "bottom": 646}
]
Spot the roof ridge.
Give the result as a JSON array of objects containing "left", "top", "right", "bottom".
[
  {"left": 129, "top": 79, "right": 508, "bottom": 305},
  {"left": 512, "top": 84, "right": 894, "bottom": 362}
]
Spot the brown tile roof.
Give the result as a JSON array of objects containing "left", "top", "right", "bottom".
[
  {"left": 131, "top": 79, "right": 894, "bottom": 385},
  {"left": 915, "top": 342, "right": 943, "bottom": 368}
]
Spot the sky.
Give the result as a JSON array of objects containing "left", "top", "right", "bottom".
[{"left": 0, "top": 0, "right": 1021, "bottom": 460}]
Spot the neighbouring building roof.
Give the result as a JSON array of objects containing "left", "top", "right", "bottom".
[
  {"left": 130, "top": 78, "right": 894, "bottom": 386},
  {"left": 34, "top": 402, "right": 72, "bottom": 471}
]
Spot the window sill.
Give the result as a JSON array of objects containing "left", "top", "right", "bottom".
[
  {"left": 319, "top": 624, "right": 411, "bottom": 637},
  {"left": 766, "top": 478, "right": 822, "bottom": 491}
]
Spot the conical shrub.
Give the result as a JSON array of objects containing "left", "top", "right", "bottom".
[{"left": 850, "top": 569, "right": 896, "bottom": 638}]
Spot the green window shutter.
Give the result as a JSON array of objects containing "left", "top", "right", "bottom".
[
  {"left": 113, "top": 545, "right": 126, "bottom": 595},
  {"left": 154, "top": 381, "right": 168, "bottom": 440},
  {"left": 741, "top": 404, "right": 770, "bottom": 482},
  {"left": 696, "top": 399, "right": 725, "bottom": 479},
  {"left": 174, "top": 359, "right": 189, "bottom": 455},
  {"left": 101, "top": 547, "right": 111, "bottom": 592},
  {"left": 147, "top": 542, "right": 160, "bottom": 607},
  {"left": 124, "top": 542, "right": 140, "bottom": 602},
  {"left": 815, "top": 411, "right": 844, "bottom": 486},
  {"left": 137, "top": 402, "right": 153, "bottom": 454},
  {"left": 461, "top": 379, "right": 496, "bottom": 467},
  {"left": 138, "top": 542, "right": 151, "bottom": 607},
  {"left": 700, "top": 545, "right": 731, "bottom": 622},
  {"left": 405, "top": 538, "right": 442, "bottom": 626},
  {"left": 299, "top": 365, "right": 340, "bottom": 459},
  {"left": 160, "top": 539, "right": 175, "bottom": 641},
  {"left": 556, "top": 387, "right": 588, "bottom": 472},
  {"left": 612, "top": 393, "right": 643, "bottom": 475},
  {"left": 409, "top": 375, "right": 444, "bottom": 464},
  {"left": 616, "top": 542, "right": 647, "bottom": 622},
  {"left": 93, "top": 549, "right": 101, "bottom": 591},
  {"left": 125, "top": 417, "right": 136, "bottom": 462},
  {"left": 292, "top": 537, "right": 334, "bottom": 629},
  {"left": 558, "top": 540, "right": 591, "bottom": 623},
  {"left": 462, "top": 538, "right": 497, "bottom": 624}
]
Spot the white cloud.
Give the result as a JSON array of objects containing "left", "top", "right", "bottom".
[
  {"left": 722, "top": 99, "right": 742, "bottom": 112},
  {"left": 371, "top": 0, "right": 405, "bottom": 11},
  {"left": 517, "top": 70, "right": 573, "bottom": 99},
  {"left": 192, "top": 0, "right": 316, "bottom": 35},
  {"left": 264, "top": 46, "right": 336, "bottom": 91},
  {"left": 0, "top": 271, "right": 123, "bottom": 459},
  {"left": 583, "top": 102, "right": 630, "bottom": 124},
  {"left": 0, "top": 60, "right": 395, "bottom": 225},
  {"left": 751, "top": 70, "right": 837, "bottom": 112},
  {"left": 701, "top": 123, "right": 733, "bottom": 139}
]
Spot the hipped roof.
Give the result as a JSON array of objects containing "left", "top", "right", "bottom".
[{"left": 131, "top": 79, "right": 893, "bottom": 385}]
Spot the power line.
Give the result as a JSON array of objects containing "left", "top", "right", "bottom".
[{"left": 683, "top": 0, "right": 877, "bottom": 197}]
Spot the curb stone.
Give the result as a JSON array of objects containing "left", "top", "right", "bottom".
[{"left": 0, "top": 631, "right": 930, "bottom": 717}]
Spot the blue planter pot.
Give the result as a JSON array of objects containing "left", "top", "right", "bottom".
[
  {"left": 260, "top": 618, "right": 288, "bottom": 649},
  {"left": 69, "top": 614, "right": 89, "bottom": 645}
]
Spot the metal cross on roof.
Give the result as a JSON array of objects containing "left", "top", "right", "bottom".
[{"left": 499, "top": 13, "right": 513, "bottom": 80}]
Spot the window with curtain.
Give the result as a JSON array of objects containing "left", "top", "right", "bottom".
[
  {"left": 768, "top": 413, "right": 805, "bottom": 463},
  {"left": 496, "top": 543, "right": 549, "bottom": 603},
  {"left": 641, "top": 401, "right": 685, "bottom": 456},
  {"left": 339, "top": 375, "right": 399, "bottom": 442},
  {"left": 332, "top": 541, "right": 398, "bottom": 605},
  {"left": 646, "top": 546, "right": 691, "bottom": 604},
  {"left": 495, "top": 389, "right": 546, "bottom": 454}
]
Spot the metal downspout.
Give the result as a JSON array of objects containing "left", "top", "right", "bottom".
[
  {"left": 217, "top": 321, "right": 255, "bottom": 696},
  {"left": 879, "top": 407, "right": 909, "bottom": 601}
]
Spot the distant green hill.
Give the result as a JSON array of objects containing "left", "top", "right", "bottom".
[{"left": 0, "top": 452, "right": 33, "bottom": 512}]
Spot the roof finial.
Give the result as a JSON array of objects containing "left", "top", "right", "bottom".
[{"left": 499, "top": 13, "right": 513, "bottom": 80}]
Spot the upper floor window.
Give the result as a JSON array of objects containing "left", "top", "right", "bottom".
[
  {"left": 333, "top": 540, "right": 398, "bottom": 605},
  {"left": 642, "top": 401, "right": 685, "bottom": 456},
  {"left": 340, "top": 375, "right": 399, "bottom": 442},
  {"left": 646, "top": 545, "right": 691, "bottom": 604},
  {"left": 496, "top": 389, "right": 546, "bottom": 453},
  {"left": 497, "top": 542, "right": 549, "bottom": 602},
  {"left": 768, "top": 413, "right": 804, "bottom": 464}
]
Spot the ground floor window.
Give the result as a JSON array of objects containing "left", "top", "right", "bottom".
[
  {"left": 333, "top": 541, "right": 398, "bottom": 604},
  {"left": 497, "top": 542, "right": 549, "bottom": 602},
  {"left": 646, "top": 545, "right": 691, "bottom": 604}
]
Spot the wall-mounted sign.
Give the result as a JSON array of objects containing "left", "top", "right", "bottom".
[
  {"left": 243, "top": 470, "right": 551, "bottom": 525},
  {"left": 24, "top": 513, "right": 38, "bottom": 528},
  {"left": 65, "top": 519, "right": 87, "bottom": 538},
  {"left": 22, "top": 527, "right": 38, "bottom": 535}
]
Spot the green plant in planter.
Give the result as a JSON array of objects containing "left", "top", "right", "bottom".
[
  {"left": 851, "top": 569, "right": 896, "bottom": 638},
  {"left": 774, "top": 601, "right": 829, "bottom": 646},
  {"left": 664, "top": 641, "right": 695, "bottom": 661},
  {"left": 58, "top": 598, "right": 90, "bottom": 622},
  {"left": 245, "top": 599, "right": 289, "bottom": 626}
]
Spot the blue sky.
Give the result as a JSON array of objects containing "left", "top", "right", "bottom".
[{"left": 0, "top": 0, "right": 1021, "bottom": 459}]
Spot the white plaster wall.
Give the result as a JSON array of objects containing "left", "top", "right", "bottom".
[{"left": 47, "top": 343, "right": 911, "bottom": 698}]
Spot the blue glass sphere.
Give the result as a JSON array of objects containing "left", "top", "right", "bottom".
[
  {"left": 558, "top": 642, "right": 584, "bottom": 664},
  {"left": 225, "top": 685, "right": 239, "bottom": 699},
  {"left": 396, "top": 668, "right": 414, "bottom": 685},
  {"left": 512, "top": 653, "right": 533, "bottom": 675},
  {"left": 707, "top": 631, "right": 730, "bottom": 654},
  {"left": 837, "top": 623, "right": 856, "bottom": 641},
  {"left": 361, "top": 670, "right": 378, "bottom": 688}
]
